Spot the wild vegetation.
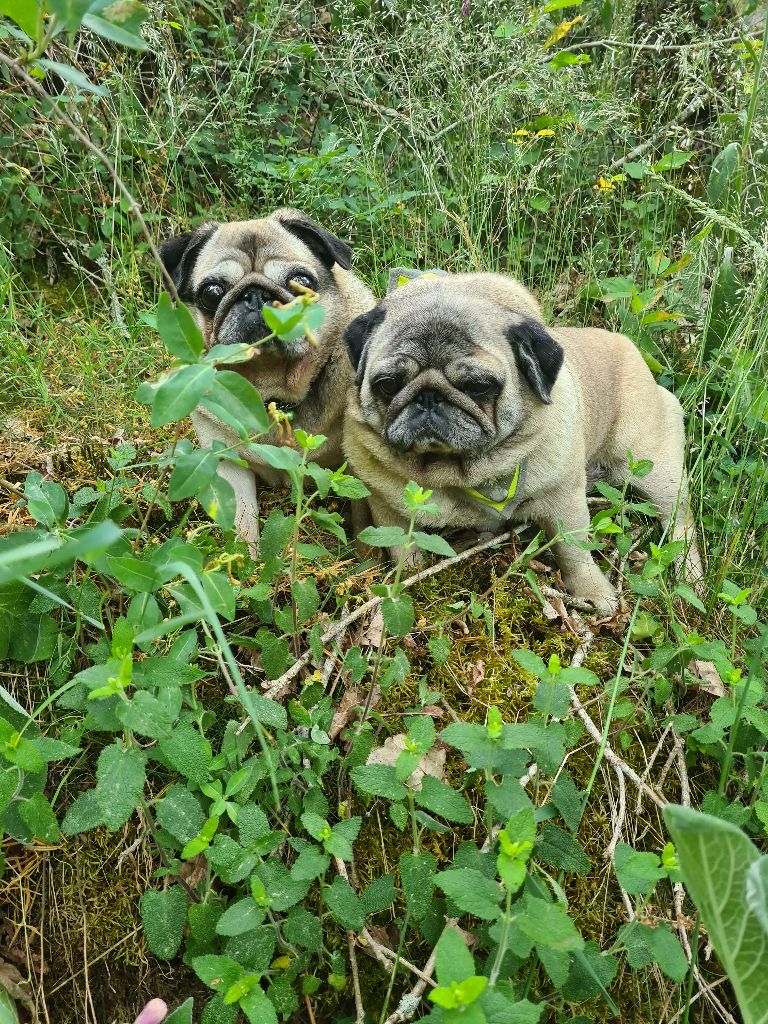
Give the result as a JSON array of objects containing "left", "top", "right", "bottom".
[{"left": 0, "top": 1, "right": 767, "bottom": 1023}]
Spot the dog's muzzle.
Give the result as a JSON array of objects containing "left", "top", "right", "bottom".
[{"left": 212, "top": 272, "right": 296, "bottom": 348}]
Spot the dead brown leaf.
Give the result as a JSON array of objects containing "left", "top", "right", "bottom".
[
  {"left": 690, "top": 660, "right": 727, "bottom": 697},
  {"left": 366, "top": 735, "right": 446, "bottom": 789}
]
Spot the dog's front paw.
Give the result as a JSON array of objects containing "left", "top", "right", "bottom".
[{"left": 567, "top": 570, "right": 618, "bottom": 617}]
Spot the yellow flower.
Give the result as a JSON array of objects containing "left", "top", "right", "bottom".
[
  {"left": 536, "top": 129, "right": 556, "bottom": 138},
  {"left": 544, "top": 15, "right": 583, "bottom": 49},
  {"left": 594, "top": 176, "right": 615, "bottom": 191},
  {"left": 509, "top": 129, "right": 531, "bottom": 146}
]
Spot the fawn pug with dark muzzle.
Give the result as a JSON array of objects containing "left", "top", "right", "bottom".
[
  {"left": 159, "top": 208, "right": 375, "bottom": 551},
  {"left": 343, "top": 272, "right": 702, "bottom": 615}
]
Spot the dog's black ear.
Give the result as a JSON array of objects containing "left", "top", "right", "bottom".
[
  {"left": 158, "top": 223, "right": 217, "bottom": 300},
  {"left": 278, "top": 213, "right": 353, "bottom": 270},
  {"left": 344, "top": 306, "right": 387, "bottom": 376},
  {"left": 507, "top": 318, "right": 564, "bottom": 404}
]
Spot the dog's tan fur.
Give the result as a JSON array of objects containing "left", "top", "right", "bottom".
[
  {"left": 343, "top": 272, "right": 701, "bottom": 614},
  {"left": 160, "top": 208, "right": 374, "bottom": 551}
]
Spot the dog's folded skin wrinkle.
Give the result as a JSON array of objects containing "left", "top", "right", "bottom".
[
  {"left": 159, "top": 208, "right": 375, "bottom": 554},
  {"left": 342, "top": 272, "right": 703, "bottom": 616}
]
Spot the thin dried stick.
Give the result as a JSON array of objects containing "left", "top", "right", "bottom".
[
  {"left": 348, "top": 930, "right": 365, "bottom": 1024},
  {"left": 381, "top": 923, "right": 457, "bottom": 1024},
  {"left": 262, "top": 529, "right": 516, "bottom": 701}
]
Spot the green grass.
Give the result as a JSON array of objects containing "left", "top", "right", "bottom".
[{"left": 1, "top": 2, "right": 767, "bottom": 1022}]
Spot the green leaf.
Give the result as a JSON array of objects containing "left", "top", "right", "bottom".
[
  {"left": 652, "top": 150, "right": 692, "bottom": 172},
  {"left": 549, "top": 774, "right": 586, "bottom": 833},
  {"left": 411, "top": 531, "right": 456, "bottom": 557},
  {"left": 415, "top": 776, "right": 474, "bottom": 824},
  {"left": 707, "top": 142, "right": 740, "bottom": 209},
  {"left": 155, "top": 293, "right": 203, "bottom": 360},
  {"left": 248, "top": 443, "right": 303, "bottom": 472},
  {"left": 9, "top": 614, "right": 58, "bottom": 663},
  {"left": 158, "top": 723, "right": 212, "bottom": 785},
  {"left": 23, "top": 472, "right": 68, "bottom": 527},
  {"left": 324, "top": 876, "right": 365, "bottom": 930},
  {"left": 92, "top": 741, "right": 146, "bottom": 831},
  {"left": 381, "top": 595, "right": 414, "bottom": 637},
  {"left": 61, "top": 790, "right": 104, "bottom": 835},
  {"left": 400, "top": 852, "right": 436, "bottom": 921},
  {"left": 202, "top": 571, "right": 236, "bottom": 621},
  {"left": 0, "top": 0, "right": 40, "bottom": 39},
  {"left": 201, "top": 371, "right": 270, "bottom": 438},
  {"left": 106, "top": 555, "right": 162, "bottom": 593},
  {"left": 156, "top": 785, "right": 205, "bottom": 844},
  {"left": 35, "top": 58, "right": 106, "bottom": 96},
  {"left": 192, "top": 954, "right": 243, "bottom": 992},
  {"left": 638, "top": 923, "right": 688, "bottom": 982},
  {"left": 361, "top": 874, "right": 395, "bottom": 914},
  {"left": 198, "top": 473, "right": 237, "bottom": 532},
  {"left": 290, "top": 848, "right": 330, "bottom": 881},
  {"left": 215, "top": 898, "right": 265, "bottom": 937},
  {"left": 257, "top": 631, "right": 290, "bottom": 681},
  {"left": 516, "top": 896, "right": 584, "bottom": 951},
  {"left": 140, "top": 886, "right": 188, "bottom": 959},
  {"left": 613, "top": 843, "right": 665, "bottom": 895},
  {"left": 116, "top": 691, "right": 173, "bottom": 739},
  {"left": 150, "top": 364, "right": 215, "bottom": 427},
  {"left": 434, "top": 868, "right": 502, "bottom": 920},
  {"left": 18, "top": 793, "right": 60, "bottom": 843},
  {"left": 350, "top": 764, "right": 407, "bottom": 801},
  {"left": 435, "top": 926, "right": 476, "bottom": 985},
  {"left": 168, "top": 448, "right": 223, "bottom": 502},
  {"left": 536, "top": 824, "right": 590, "bottom": 873},
  {"left": 164, "top": 998, "right": 194, "bottom": 1024},
  {"left": 665, "top": 805, "right": 768, "bottom": 1024},
  {"left": 47, "top": 0, "right": 92, "bottom": 32},
  {"left": 283, "top": 907, "right": 322, "bottom": 952},
  {"left": 357, "top": 525, "right": 408, "bottom": 547},
  {"left": 240, "top": 987, "right": 278, "bottom": 1024}
]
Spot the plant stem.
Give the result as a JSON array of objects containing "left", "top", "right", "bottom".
[
  {"left": 681, "top": 912, "right": 700, "bottom": 1024},
  {"left": 489, "top": 887, "right": 513, "bottom": 985}
]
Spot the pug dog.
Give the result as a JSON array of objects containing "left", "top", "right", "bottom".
[
  {"left": 159, "top": 208, "right": 375, "bottom": 551},
  {"left": 343, "top": 272, "right": 702, "bottom": 615}
]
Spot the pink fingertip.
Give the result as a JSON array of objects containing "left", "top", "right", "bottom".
[{"left": 134, "top": 998, "right": 168, "bottom": 1024}]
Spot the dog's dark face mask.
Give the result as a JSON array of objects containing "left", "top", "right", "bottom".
[
  {"left": 344, "top": 288, "right": 564, "bottom": 461},
  {"left": 159, "top": 211, "right": 352, "bottom": 360}
]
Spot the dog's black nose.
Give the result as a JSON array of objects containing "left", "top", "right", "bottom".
[
  {"left": 241, "top": 285, "right": 269, "bottom": 311},
  {"left": 416, "top": 388, "right": 443, "bottom": 411}
]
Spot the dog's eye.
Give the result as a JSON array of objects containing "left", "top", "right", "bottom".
[
  {"left": 198, "top": 282, "right": 225, "bottom": 313},
  {"left": 289, "top": 272, "right": 316, "bottom": 291},
  {"left": 372, "top": 375, "right": 403, "bottom": 400},
  {"left": 463, "top": 379, "right": 501, "bottom": 401}
]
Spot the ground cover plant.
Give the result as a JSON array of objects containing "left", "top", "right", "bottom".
[{"left": 0, "top": 0, "right": 767, "bottom": 1022}]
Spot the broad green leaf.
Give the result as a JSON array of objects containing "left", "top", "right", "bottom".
[
  {"left": 324, "top": 876, "right": 365, "bottom": 930},
  {"left": 613, "top": 842, "right": 665, "bottom": 895},
  {"left": 23, "top": 472, "right": 68, "bottom": 527},
  {"left": 517, "top": 896, "right": 584, "bottom": 951},
  {"left": 47, "top": 0, "right": 92, "bottom": 32},
  {"left": 155, "top": 785, "right": 205, "bottom": 844},
  {"left": 435, "top": 926, "right": 475, "bottom": 985},
  {"left": 9, "top": 614, "right": 58, "bottom": 663},
  {"left": 168, "top": 448, "right": 221, "bottom": 501},
  {"left": 361, "top": 874, "right": 395, "bottom": 914},
  {"left": 198, "top": 473, "right": 237, "bottom": 532},
  {"left": 0, "top": 521, "right": 122, "bottom": 587},
  {"left": 18, "top": 793, "right": 60, "bottom": 843},
  {"left": 707, "top": 142, "right": 740, "bottom": 208},
  {"left": 0, "top": 0, "right": 40, "bottom": 39},
  {"left": 140, "top": 886, "right": 188, "bottom": 959},
  {"left": 248, "top": 443, "right": 303, "bottom": 472},
  {"left": 192, "top": 954, "right": 243, "bottom": 992},
  {"left": 158, "top": 723, "right": 212, "bottom": 785},
  {"left": 358, "top": 525, "right": 408, "bottom": 547},
  {"left": 435, "top": 868, "right": 502, "bottom": 920},
  {"left": 150, "top": 364, "right": 215, "bottom": 427},
  {"left": 415, "top": 776, "right": 474, "bottom": 824},
  {"left": 155, "top": 293, "right": 203, "bottom": 360},
  {"left": 36, "top": 59, "right": 106, "bottom": 96},
  {"left": 164, "top": 999, "right": 194, "bottom": 1024},
  {"left": 201, "top": 571, "right": 236, "bottom": 621},
  {"left": 202, "top": 371, "right": 270, "bottom": 438},
  {"left": 283, "top": 907, "right": 322, "bottom": 952},
  {"left": 350, "top": 764, "right": 407, "bottom": 801},
  {"left": 411, "top": 531, "right": 456, "bottom": 557},
  {"left": 290, "top": 848, "right": 330, "bottom": 881},
  {"left": 116, "top": 691, "right": 173, "bottom": 739},
  {"left": 652, "top": 150, "right": 691, "bottom": 172},
  {"left": 95, "top": 741, "right": 146, "bottom": 830},
  {"left": 106, "top": 555, "right": 162, "bottom": 593},
  {"left": 665, "top": 805, "right": 768, "bottom": 1024},
  {"left": 381, "top": 595, "right": 414, "bottom": 637},
  {"left": 400, "top": 851, "right": 436, "bottom": 921},
  {"left": 215, "top": 898, "right": 265, "bottom": 937},
  {"left": 536, "top": 824, "right": 590, "bottom": 873},
  {"left": 638, "top": 923, "right": 688, "bottom": 982},
  {"left": 240, "top": 987, "right": 278, "bottom": 1024}
]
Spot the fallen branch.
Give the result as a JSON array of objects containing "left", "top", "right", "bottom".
[
  {"left": 262, "top": 529, "right": 515, "bottom": 701},
  {"left": 381, "top": 923, "right": 458, "bottom": 1024}
]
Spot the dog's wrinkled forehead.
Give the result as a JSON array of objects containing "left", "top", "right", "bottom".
[
  {"left": 191, "top": 221, "right": 321, "bottom": 289},
  {"left": 373, "top": 291, "right": 503, "bottom": 365}
]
